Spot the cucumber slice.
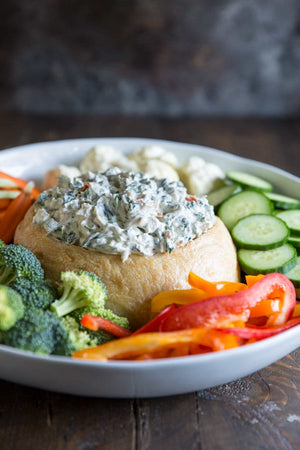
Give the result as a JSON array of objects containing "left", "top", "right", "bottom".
[
  {"left": 288, "top": 235, "right": 300, "bottom": 252},
  {"left": 207, "top": 184, "right": 240, "bottom": 207},
  {"left": 217, "top": 190, "right": 273, "bottom": 231},
  {"left": 238, "top": 244, "right": 297, "bottom": 275},
  {"left": 265, "top": 192, "right": 300, "bottom": 210},
  {"left": 226, "top": 171, "right": 273, "bottom": 192},
  {"left": 231, "top": 214, "right": 289, "bottom": 250},
  {"left": 275, "top": 209, "right": 300, "bottom": 236},
  {"left": 284, "top": 256, "right": 300, "bottom": 288}
]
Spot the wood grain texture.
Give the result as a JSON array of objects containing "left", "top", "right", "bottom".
[{"left": 0, "top": 114, "right": 299, "bottom": 450}]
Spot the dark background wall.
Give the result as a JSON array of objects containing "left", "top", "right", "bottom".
[{"left": 1, "top": 0, "right": 300, "bottom": 117}]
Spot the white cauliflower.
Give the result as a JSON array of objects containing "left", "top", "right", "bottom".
[
  {"left": 79, "top": 145, "right": 138, "bottom": 173},
  {"left": 138, "top": 159, "right": 180, "bottom": 181},
  {"left": 128, "top": 145, "right": 179, "bottom": 181},
  {"left": 179, "top": 156, "right": 225, "bottom": 195},
  {"left": 43, "top": 165, "right": 81, "bottom": 190},
  {"left": 128, "top": 145, "right": 179, "bottom": 168}
]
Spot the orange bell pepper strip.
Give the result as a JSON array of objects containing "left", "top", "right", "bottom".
[
  {"left": 72, "top": 328, "right": 239, "bottom": 361},
  {"left": 81, "top": 314, "right": 131, "bottom": 338},
  {"left": 160, "top": 273, "right": 296, "bottom": 332},
  {"left": 0, "top": 171, "right": 41, "bottom": 201},
  {"left": 188, "top": 272, "right": 248, "bottom": 296},
  {"left": 293, "top": 303, "right": 300, "bottom": 318},
  {"left": 245, "top": 274, "right": 265, "bottom": 287},
  {"left": 249, "top": 299, "right": 281, "bottom": 318},
  {"left": 151, "top": 288, "right": 209, "bottom": 313}
]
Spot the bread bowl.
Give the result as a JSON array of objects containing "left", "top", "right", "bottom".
[{"left": 15, "top": 205, "right": 239, "bottom": 328}]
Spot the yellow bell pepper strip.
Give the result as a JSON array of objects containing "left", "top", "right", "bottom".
[
  {"left": 159, "top": 273, "right": 296, "bottom": 332},
  {"left": 80, "top": 314, "right": 131, "bottom": 338},
  {"left": 151, "top": 288, "right": 209, "bottom": 314},
  {"left": 217, "top": 316, "right": 300, "bottom": 341},
  {"left": 188, "top": 272, "right": 248, "bottom": 296},
  {"left": 72, "top": 328, "right": 239, "bottom": 361}
]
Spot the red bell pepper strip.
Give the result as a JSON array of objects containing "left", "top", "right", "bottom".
[
  {"left": 132, "top": 304, "right": 178, "bottom": 336},
  {"left": 81, "top": 314, "right": 131, "bottom": 338},
  {"left": 159, "top": 273, "right": 296, "bottom": 332},
  {"left": 218, "top": 316, "right": 300, "bottom": 341}
]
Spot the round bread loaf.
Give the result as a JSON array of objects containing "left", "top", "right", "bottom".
[{"left": 14, "top": 206, "right": 239, "bottom": 329}]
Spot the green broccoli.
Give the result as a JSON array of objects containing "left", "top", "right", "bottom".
[
  {"left": 54, "top": 315, "right": 113, "bottom": 356},
  {"left": 1, "top": 268, "right": 129, "bottom": 356},
  {"left": 1, "top": 307, "right": 63, "bottom": 354},
  {"left": 0, "top": 285, "right": 24, "bottom": 331},
  {"left": 0, "top": 305, "right": 108, "bottom": 356},
  {"left": 11, "top": 277, "right": 58, "bottom": 310},
  {"left": 0, "top": 239, "right": 5, "bottom": 248},
  {"left": 0, "top": 244, "right": 44, "bottom": 286},
  {"left": 50, "top": 270, "right": 107, "bottom": 317},
  {"left": 72, "top": 306, "right": 129, "bottom": 330}
]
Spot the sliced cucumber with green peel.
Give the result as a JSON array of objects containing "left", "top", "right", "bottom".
[
  {"left": 207, "top": 183, "right": 240, "bottom": 207},
  {"left": 226, "top": 171, "right": 273, "bottom": 192},
  {"left": 275, "top": 209, "right": 300, "bottom": 236},
  {"left": 231, "top": 214, "right": 289, "bottom": 250},
  {"left": 217, "top": 190, "right": 273, "bottom": 231},
  {"left": 265, "top": 192, "right": 300, "bottom": 210},
  {"left": 238, "top": 244, "right": 297, "bottom": 275},
  {"left": 284, "top": 256, "right": 300, "bottom": 288},
  {"left": 288, "top": 235, "right": 300, "bottom": 252}
]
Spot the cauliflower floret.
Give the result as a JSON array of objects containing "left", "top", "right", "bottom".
[
  {"left": 43, "top": 165, "right": 81, "bottom": 190},
  {"left": 80, "top": 145, "right": 138, "bottom": 173},
  {"left": 128, "top": 145, "right": 179, "bottom": 169},
  {"left": 179, "top": 156, "right": 225, "bottom": 195},
  {"left": 128, "top": 145, "right": 179, "bottom": 181},
  {"left": 138, "top": 159, "right": 180, "bottom": 181}
]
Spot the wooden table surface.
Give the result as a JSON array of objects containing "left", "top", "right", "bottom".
[{"left": 0, "top": 113, "right": 299, "bottom": 450}]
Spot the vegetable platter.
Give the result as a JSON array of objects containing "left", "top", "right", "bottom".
[{"left": 0, "top": 138, "right": 299, "bottom": 398}]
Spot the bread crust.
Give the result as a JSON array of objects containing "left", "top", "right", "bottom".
[{"left": 14, "top": 206, "right": 239, "bottom": 328}]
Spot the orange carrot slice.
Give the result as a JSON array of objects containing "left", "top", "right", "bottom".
[
  {"left": 0, "top": 171, "right": 41, "bottom": 200},
  {"left": 0, "top": 183, "right": 34, "bottom": 243}
]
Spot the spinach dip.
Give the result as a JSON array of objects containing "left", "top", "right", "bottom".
[{"left": 33, "top": 168, "right": 215, "bottom": 261}]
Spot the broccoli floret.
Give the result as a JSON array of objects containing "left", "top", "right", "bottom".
[
  {"left": 72, "top": 306, "right": 129, "bottom": 330},
  {"left": 0, "top": 285, "right": 24, "bottom": 331},
  {"left": 51, "top": 270, "right": 107, "bottom": 317},
  {"left": 1, "top": 307, "right": 65, "bottom": 354},
  {"left": 0, "top": 244, "right": 44, "bottom": 285},
  {"left": 53, "top": 315, "right": 111, "bottom": 356},
  {"left": 11, "top": 278, "right": 58, "bottom": 310},
  {"left": 0, "top": 239, "right": 5, "bottom": 248},
  {"left": 0, "top": 306, "right": 108, "bottom": 356}
]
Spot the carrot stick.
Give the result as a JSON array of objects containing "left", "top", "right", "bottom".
[
  {"left": 0, "top": 183, "right": 34, "bottom": 243},
  {"left": 0, "top": 199, "right": 12, "bottom": 211},
  {"left": 0, "top": 171, "right": 41, "bottom": 200}
]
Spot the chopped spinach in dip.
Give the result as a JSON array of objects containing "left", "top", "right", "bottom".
[{"left": 34, "top": 168, "right": 215, "bottom": 261}]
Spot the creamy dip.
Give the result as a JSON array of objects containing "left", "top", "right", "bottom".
[{"left": 33, "top": 168, "right": 215, "bottom": 261}]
